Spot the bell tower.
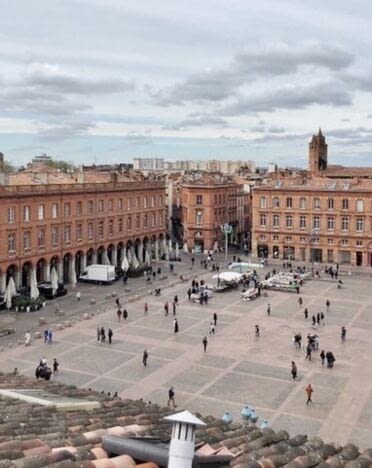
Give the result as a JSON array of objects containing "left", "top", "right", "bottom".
[{"left": 309, "top": 129, "right": 327, "bottom": 174}]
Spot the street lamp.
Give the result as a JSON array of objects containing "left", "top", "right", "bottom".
[
  {"left": 309, "top": 228, "right": 319, "bottom": 278},
  {"left": 221, "top": 223, "right": 233, "bottom": 264}
]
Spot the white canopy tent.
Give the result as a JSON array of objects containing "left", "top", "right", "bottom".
[
  {"left": 4, "top": 277, "right": 16, "bottom": 309},
  {"left": 30, "top": 269, "right": 40, "bottom": 301}
]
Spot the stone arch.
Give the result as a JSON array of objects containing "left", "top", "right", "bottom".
[
  {"left": 117, "top": 241, "right": 124, "bottom": 267},
  {"left": 36, "top": 258, "right": 47, "bottom": 283},
  {"left": 21, "top": 261, "right": 33, "bottom": 288},
  {"left": 75, "top": 250, "right": 84, "bottom": 277},
  {"left": 97, "top": 246, "right": 105, "bottom": 264},
  {"left": 6, "top": 264, "right": 18, "bottom": 286},
  {"left": 107, "top": 243, "right": 115, "bottom": 265},
  {"left": 63, "top": 253, "right": 72, "bottom": 284},
  {"left": 86, "top": 248, "right": 95, "bottom": 266},
  {"left": 142, "top": 236, "right": 150, "bottom": 263}
]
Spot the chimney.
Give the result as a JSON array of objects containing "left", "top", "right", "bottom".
[
  {"left": 110, "top": 171, "right": 118, "bottom": 183},
  {"left": 76, "top": 170, "right": 85, "bottom": 184},
  {"left": 164, "top": 410, "right": 206, "bottom": 468}
]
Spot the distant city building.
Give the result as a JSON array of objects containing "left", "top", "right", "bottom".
[
  {"left": 27, "top": 154, "right": 53, "bottom": 170},
  {"left": 252, "top": 129, "right": 372, "bottom": 267},
  {"left": 133, "top": 158, "right": 165, "bottom": 172},
  {"left": 134, "top": 158, "right": 256, "bottom": 174}
]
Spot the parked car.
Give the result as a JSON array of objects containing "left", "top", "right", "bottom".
[{"left": 38, "top": 282, "right": 67, "bottom": 299}]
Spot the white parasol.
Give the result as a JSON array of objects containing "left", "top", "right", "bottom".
[
  {"left": 213, "top": 271, "right": 243, "bottom": 283},
  {"left": 183, "top": 242, "right": 188, "bottom": 253},
  {"left": 103, "top": 251, "right": 111, "bottom": 265},
  {"left": 145, "top": 249, "right": 151, "bottom": 265},
  {"left": 132, "top": 252, "right": 139, "bottom": 269},
  {"left": 4, "top": 276, "right": 16, "bottom": 309},
  {"left": 168, "top": 239, "right": 173, "bottom": 254},
  {"left": 51, "top": 267, "right": 59, "bottom": 294},
  {"left": 71, "top": 267, "right": 77, "bottom": 288},
  {"left": 30, "top": 269, "right": 39, "bottom": 301},
  {"left": 121, "top": 256, "right": 129, "bottom": 272},
  {"left": 175, "top": 243, "right": 180, "bottom": 259}
]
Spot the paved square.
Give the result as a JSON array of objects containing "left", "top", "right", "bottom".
[{"left": 2, "top": 269, "right": 372, "bottom": 450}]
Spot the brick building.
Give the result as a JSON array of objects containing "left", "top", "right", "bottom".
[
  {"left": 252, "top": 130, "right": 372, "bottom": 267},
  {"left": 0, "top": 160, "right": 166, "bottom": 291},
  {"left": 180, "top": 173, "right": 250, "bottom": 253}
]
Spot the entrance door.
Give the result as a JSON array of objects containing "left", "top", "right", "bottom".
[
  {"left": 273, "top": 246, "right": 280, "bottom": 258},
  {"left": 310, "top": 248, "right": 322, "bottom": 263},
  {"left": 257, "top": 244, "right": 268, "bottom": 258},
  {"left": 299, "top": 248, "right": 306, "bottom": 262},
  {"left": 356, "top": 251, "right": 363, "bottom": 266}
]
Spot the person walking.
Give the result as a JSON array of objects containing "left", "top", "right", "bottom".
[
  {"left": 298, "top": 297, "right": 303, "bottom": 307},
  {"left": 76, "top": 290, "right": 81, "bottom": 302},
  {"left": 100, "top": 326, "right": 106, "bottom": 342},
  {"left": 187, "top": 288, "right": 192, "bottom": 300},
  {"left": 167, "top": 386, "right": 177, "bottom": 408},
  {"left": 174, "top": 295, "right": 178, "bottom": 306},
  {"left": 320, "top": 349, "right": 325, "bottom": 366},
  {"left": 202, "top": 336, "right": 208, "bottom": 352},
  {"left": 305, "top": 344, "right": 312, "bottom": 361},
  {"left": 172, "top": 301, "right": 177, "bottom": 316},
  {"left": 213, "top": 312, "right": 217, "bottom": 327},
  {"left": 305, "top": 384, "right": 314, "bottom": 405},
  {"left": 255, "top": 325, "right": 260, "bottom": 337},
  {"left": 326, "top": 299, "right": 330, "bottom": 312},
  {"left": 267, "top": 303, "right": 271, "bottom": 316},
  {"left": 97, "top": 327, "right": 101, "bottom": 341},
  {"left": 53, "top": 358, "right": 59, "bottom": 375},
  {"left": 48, "top": 330, "right": 53, "bottom": 344},
  {"left": 291, "top": 361, "right": 297, "bottom": 380},
  {"left": 312, "top": 315, "right": 316, "bottom": 326},
  {"left": 173, "top": 318, "right": 179, "bottom": 334},
  {"left": 320, "top": 312, "right": 325, "bottom": 325},
  {"left": 204, "top": 291, "right": 209, "bottom": 305},
  {"left": 304, "top": 308, "right": 308, "bottom": 319},
  {"left": 316, "top": 313, "right": 320, "bottom": 325},
  {"left": 117, "top": 308, "right": 122, "bottom": 321},
  {"left": 341, "top": 326, "right": 346, "bottom": 341},
  {"left": 164, "top": 302, "right": 169, "bottom": 316},
  {"left": 43, "top": 329, "right": 49, "bottom": 343},
  {"left": 209, "top": 322, "right": 215, "bottom": 335},
  {"left": 108, "top": 328, "right": 113, "bottom": 344},
  {"left": 143, "top": 349, "right": 148, "bottom": 367},
  {"left": 24, "top": 331, "right": 31, "bottom": 346},
  {"left": 144, "top": 303, "right": 149, "bottom": 316}
]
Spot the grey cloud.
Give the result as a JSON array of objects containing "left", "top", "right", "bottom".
[
  {"left": 222, "top": 82, "right": 352, "bottom": 115},
  {"left": 37, "top": 121, "right": 95, "bottom": 141},
  {"left": 154, "top": 42, "right": 353, "bottom": 105},
  {"left": 163, "top": 114, "right": 228, "bottom": 130}
]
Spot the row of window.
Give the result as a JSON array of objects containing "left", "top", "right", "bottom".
[
  {"left": 259, "top": 234, "right": 364, "bottom": 247},
  {"left": 259, "top": 214, "right": 367, "bottom": 232},
  {"left": 6, "top": 213, "right": 164, "bottom": 253},
  {"left": 259, "top": 196, "right": 366, "bottom": 212},
  {"left": 5, "top": 195, "right": 164, "bottom": 224}
]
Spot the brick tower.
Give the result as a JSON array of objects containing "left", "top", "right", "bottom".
[{"left": 309, "top": 129, "right": 327, "bottom": 174}]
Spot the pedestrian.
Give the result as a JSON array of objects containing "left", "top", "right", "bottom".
[
  {"left": 172, "top": 301, "right": 177, "bottom": 316},
  {"left": 144, "top": 303, "right": 149, "bottom": 316},
  {"left": 167, "top": 386, "right": 177, "bottom": 408},
  {"left": 255, "top": 324, "right": 260, "bottom": 337},
  {"left": 123, "top": 308, "right": 128, "bottom": 320},
  {"left": 187, "top": 288, "right": 192, "bottom": 300},
  {"left": 202, "top": 336, "right": 208, "bottom": 352},
  {"left": 191, "top": 257, "right": 195, "bottom": 267},
  {"left": 174, "top": 295, "right": 178, "bottom": 305},
  {"left": 320, "top": 349, "right": 325, "bottom": 365},
  {"left": 326, "top": 299, "right": 330, "bottom": 312},
  {"left": 173, "top": 318, "right": 179, "bottom": 334},
  {"left": 100, "top": 326, "right": 106, "bottom": 342},
  {"left": 304, "top": 308, "right": 308, "bottom": 319},
  {"left": 24, "top": 331, "right": 31, "bottom": 346},
  {"left": 53, "top": 358, "right": 59, "bottom": 375},
  {"left": 143, "top": 349, "right": 148, "bottom": 367},
  {"left": 320, "top": 311, "right": 325, "bottom": 325},
  {"left": 209, "top": 322, "right": 215, "bottom": 335},
  {"left": 213, "top": 312, "right": 217, "bottom": 327},
  {"left": 164, "top": 302, "right": 169, "bottom": 316},
  {"left": 341, "top": 326, "right": 346, "bottom": 341},
  {"left": 267, "top": 303, "right": 271, "bottom": 316},
  {"left": 312, "top": 315, "right": 316, "bottom": 326},
  {"left": 305, "top": 384, "right": 314, "bottom": 405},
  {"left": 76, "top": 290, "right": 81, "bottom": 302},
  {"left": 291, "top": 361, "right": 297, "bottom": 380},
  {"left": 48, "top": 330, "right": 53, "bottom": 344},
  {"left": 298, "top": 297, "right": 303, "bottom": 307},
  {"left": 326, "top": 351, "right": 336, "bottom": 368},
  {"left": 316, "top": 313, "right": 320, "bottom": 325},
  {"left": 305, "top": 344, "right": 312, "bottom": 361},
  {"left": 43, "top": 329, "right": 49, "bottom": 343},
  {"left": 117, "top": 309, "right": 122, "bottom": 321},
  {"left": 115, "top": 298, "right": 121, "bottom": 308},
  {"left": 204, "top": 291, "right": 209, "bottom": 305},
  {"left": 108, "top": 328, "right": 113, "bottom": 344},
  {"left": 97, "top": 327, "right": 101, "bottom": 341}
]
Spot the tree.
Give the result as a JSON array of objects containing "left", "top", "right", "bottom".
[{"left": 46, "top": 160, "right": 77, "bottom": 173}]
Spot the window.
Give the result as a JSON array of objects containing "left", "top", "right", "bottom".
[
  {"left": 127, "top": 198, "right": 132, "bottom": 211},
  {"left": 286, "top": 197, "right": 292, "bottom": 208},
  {"left": 23, "top": 231, "right": 31, "bottom": 250},
  {"left": 341, "top": 216, "right": 349, "bottom": 231},
  {"left": 356, "top": 218, "right": 364, "bottom": 232},
  {"left": 300, "top": 237, "right": 306, "bottom": 243},
  {"left": 8, "top": 233, "right": 16, "bottom": 253},
  {"left": 108, "top": 219, "right": 114, "bottom": 235},
  {"left": 356, "top": 240, "right": 363, "bottom": 247},
  {"left": 64, "top": 225, "right": 71, "bottom": 243},
  {"left": 76, "top": 223, "right": 83, "bottom": 240},
  {"left": 273, "top": 235, "right": 279, "bottom": 241},
  {"left": 327, "top": 216, "right": 335, "bottom": 230},
  {"left": 52, "top": 203, "right": 58, "bottom": 218},
  {"left": 64, "top": 203, "right": 71, "bottom": 217},
  {"left": 299, "top": 197, "right": 307, "bottom": 209},
  {"left": 143, "top": 197, "right": 148, "bottom": 208},
  {"left": 285, "top": 236, "right": 292, "bottom": 242},
  {"left": 159, "top": 212, "right": 163, "bottom": 226},
  {"left": 313, "top": 216, "right": 320, "bottom": 229},
  {"left": 259, "top": 235, "right": 266, "bottom": 241},
  {"left": 272, "top": 214, "right": 280, "bottom": 228},
  {"left": 341, "top": 239, "right": 348, "bottom": 247},
  {"left": 136, "top": 197, "right": 140, "bottom": 209},
  {"left": 286, "top": 215, "right": 293, "bottom": 228},
  {"left": 108, "top": 199, "right": 113, "bottom": 211},
  {"left": 260, "top": 213, "right": 267, "bottom": 227},
  {"left": 328, "top": 198, "right": 334, "bottom": 210},
  {"left": 196, "top": 211, "right": 203, "bottom": 226},
  {"left": 127, "top": 215, "right": 132, "bottom": 231},
  {"left": 118, "top": 198, "right": 123, "bottom": 210},
  {"left": 259, "top": 196, "right": 267, "bottom": 208},
  {"left": 342, "top": 198, "right": 349, "bottom": 210},
  {"left": 77, "top": 201, "right": 82, "bottom": 216},
  {"left": 98, "top": 221, "right": 104, "bottom": 239},
  {"left": 38, "top": 228, "right": 45, "bottom": 247},
  {"left": 299, "top": 215, "right": 306, "bottom": 229},
  {"left": 356, "top": 199, "right": 364, "bottom": 212},
  {"left": 313, "top": 198, "right": 320, "bottom": 209},
  {"left": 159, "top": 195, "right": 163, "bottom": 206},
  {"left": 38, "top": 204, "right": 45, "bottom": 220},
  {"left": 272, "top": 197, "right": 280, "bottom": 208},
  {"left": 8, "top": 207, "right": 15, "bottom": 224},
  {"left": 143, "top": 214, "right": 148, "bottom": 228},
  {"left": 328, "top": 238, "right": 334, "bottom": 245},
  {"left": 151, "top": 213, "right": 156, "bottom": 227},
  {"left": 98, "top": 200, "right": 104, "bottom": 212},
  {"left": 88, "top": 200, "right": 94, "bottom": 214},
  {"left": 118, "top": 217, "right": 123, "bottom": 232},
  {"left": 136, "top": 214, "right": 140, "bottom": 229},
  {"left": 214, "top": 194, "right": 217, "bottom": 204},
  {"left": 23, "top": 206, "right": 31, "bottom": 222},
  {"left": 52, "top": 227, "right": 59, "bottom": 245},
  {"left": 151, "top": 196, "right": 155, "bottom": 208},
  {"left": 88, "top": 222, "right": 94, "bottom": 240}
]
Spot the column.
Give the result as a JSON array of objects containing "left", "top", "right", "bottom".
[
  {"left": 112, "top": 248, "right": 117, "bottom": 267},
  {"left": 57, "top": 262, "right": 63, "bottom": 282},
  {"left": 81, "top": 254, "right": 87, "bottom": 272},
  {"left": 15, "top": 270, "right": 21, "bottom": 290},
  {"left": 68, "top": 259, "right": 74, "bottom": 283},
  {"left": 92, "top": 250, "right": 97, "bottom": 264},
  {"left": 45, "top": 262, "right": 51, "bottom": 282},
  {"left": 0, "top": 273, "right": 6, "bottom": 294},
  {"left": 155, "top": 239, "right": 159, "bottom": 262},
  {"left": 138, "top": 242, "right": 143, "bottom": 265}
]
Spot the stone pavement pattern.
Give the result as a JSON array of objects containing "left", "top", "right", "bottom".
[{"left": 1, "top": 268, "right": 372, "bottom": 450}]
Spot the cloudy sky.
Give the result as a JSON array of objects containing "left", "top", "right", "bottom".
[{"left": 1, "top": 0, "right": 372, "bottom": 167}]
